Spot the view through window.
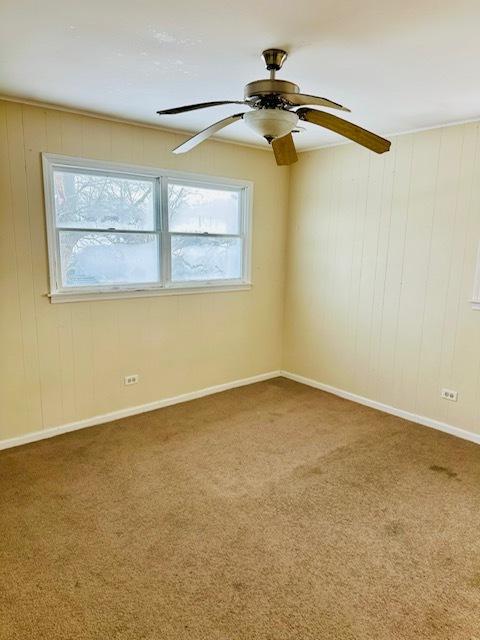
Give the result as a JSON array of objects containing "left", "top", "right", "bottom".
[{"left": 43, "top": 155, "right": 252, "bottom": 299}]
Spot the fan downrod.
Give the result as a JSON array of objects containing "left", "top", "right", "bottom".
[{"left": 245, "top": 49, "right": 297, "bottom": 103}]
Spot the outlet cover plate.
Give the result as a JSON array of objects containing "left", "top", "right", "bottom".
[{"left": 441, "top": 388, "right": 458, "bottom": 402}]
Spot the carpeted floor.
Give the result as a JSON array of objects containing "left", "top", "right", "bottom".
[{"left": 1, "top": 377, "right": 480, "bottom": 639}]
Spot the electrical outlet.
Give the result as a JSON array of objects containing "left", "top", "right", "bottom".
[
  {"left": 441, "top": 388, "right": 458, "bottom": 402},
  {"left": 124, "top": 374, "right": 139, "bottom": 386}
]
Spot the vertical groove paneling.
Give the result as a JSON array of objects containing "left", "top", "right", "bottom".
[
  {"left": 22, "top": 105, "right": 64, "bottom": 428},
  {"left": 0, "top": 103, "right": 27, "bottom": 435},
  {"left": 5, "top": 104, "right": 44, "bottom": 430},
  {"left": 0, "top": 99, "right": 289, "bottom": 441},
  {"left": 285, "top": 122, "right": 480, "bottom": 434},
  {"left": 4, "top": 94, "right": 480, "bottom": 441}
]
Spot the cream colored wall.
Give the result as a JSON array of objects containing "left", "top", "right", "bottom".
[
  {"left": 3, "top": 97, "right": 480, "bottom": 445},
  {"left": 0, "top": 99, "right": 289, "bottom": 441},
  {"left": 284, "top": 122, "right": 480, "bottom": 434}
]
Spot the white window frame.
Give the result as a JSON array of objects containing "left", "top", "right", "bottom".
[{"left": 42, "top": 154, "right": 253, "bottom": 303}]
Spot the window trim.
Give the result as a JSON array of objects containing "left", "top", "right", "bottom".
[{"left": 42, "top": 153, "right": 253, "bottom": 303}]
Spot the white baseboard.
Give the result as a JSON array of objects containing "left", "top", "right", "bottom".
[
  {"left": 4, "top": 369, "right": 478, "bottom": 452},
  {"left": 281, "top": 370, "right": 480, "bottom": 446},
  {"left": 0, "top": 370, "right": 281, "bottom": 451}
]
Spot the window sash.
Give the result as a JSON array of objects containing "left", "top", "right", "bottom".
[
  {"left": 56, "top": 228, "right": 162, "bottom": 289},
  {"left": 52, "top": 167, "right": 158, "bottom": 233},
  {"left": 43, "top": 154, "right": 252, "bottom": 297}
]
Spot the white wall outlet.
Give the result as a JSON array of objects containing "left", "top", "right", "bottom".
[
  {"left": 124, "top": 374, "right": 139, "bottom": 386},
  {"left": 441, "top": 388, "right": 458, "bottom": 402}
]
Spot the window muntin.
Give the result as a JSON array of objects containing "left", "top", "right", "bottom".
[{"left": 43, "top": 155, "right": 252, "bottom": 299}]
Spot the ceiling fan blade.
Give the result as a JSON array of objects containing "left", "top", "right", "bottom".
[
  {"left": 297, "top": 108, "right": 391, "bottom": 154},
  {"left": 282, "top": 93, "right": 350, "bottom": 112},
  {"left": 172, "top": 113, "right": 245, "bottom": 154},
  {"left": 271, "top": 133, "right": 298, "bottom": 166},
  {"left": 157, "top": 100, "right": 248, "bottom": 115}
]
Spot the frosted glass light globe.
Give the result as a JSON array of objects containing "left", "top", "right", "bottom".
[{"left": 243, "top": 109, "right": 298, "bottom": 140}]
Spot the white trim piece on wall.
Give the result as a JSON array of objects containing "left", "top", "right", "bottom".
[
  {"left": 281, "top": 371, "right": 480, "bottom": 446},
  {"left": 0, "top": 371, "right": 281, "bottom": 451},
  {"left": 2, "top": 369, "right": 479, "bottom": 452}
]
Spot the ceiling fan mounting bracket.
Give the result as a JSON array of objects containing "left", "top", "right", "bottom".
[{"left": 262, "top": 49, "right": 288, "bottom": 71}]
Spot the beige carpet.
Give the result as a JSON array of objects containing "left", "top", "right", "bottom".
[{"left": 1, "top": 377, "right": 480, "bottom": 639}]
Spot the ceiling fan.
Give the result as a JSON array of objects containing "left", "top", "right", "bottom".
[{"left": 156, "top": 49, "right": 391, "bottom": 165}]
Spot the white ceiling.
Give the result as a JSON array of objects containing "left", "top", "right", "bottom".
[{"left": 1, "top": 0, "right": 480, "bottom": 151}]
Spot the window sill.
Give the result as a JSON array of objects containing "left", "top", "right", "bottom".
[{"left": 48, "top": 283, "right": 252, "bottom": 304}]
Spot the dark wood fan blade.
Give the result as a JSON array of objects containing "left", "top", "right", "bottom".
[
  {"left": 271, "top": 133, "right": 298, "bottom": 166},
  {"left": 281, "top": 93, "right": 350, "bottom": 112},
  {"left": 172, "top": 113, "right": 245, "bottom": 154},
  {"left": 297, "top": 108, "right": 391, "bottom": 154},
  {"left": 157, "top": 101, "right": 247, "bottom": 115}
]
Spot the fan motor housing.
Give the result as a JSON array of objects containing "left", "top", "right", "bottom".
[{"left": 244, "top": 79, "right": 299, "bottom": 100}]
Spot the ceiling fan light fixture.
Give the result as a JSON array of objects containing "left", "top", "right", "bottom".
[
  {"left": 243, "top": 109, "right": 299, "bottom": 141},
  {"left": 157, "top": 47, "right": 391, "bottom": 162}
]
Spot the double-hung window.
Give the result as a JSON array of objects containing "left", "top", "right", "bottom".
[{"left": 42, "top": 154, "right": 252, "bottom": 302}]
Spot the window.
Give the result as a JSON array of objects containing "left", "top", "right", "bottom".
[{"left": 42, "top": 154, "right": 252, "bottom": 302}]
